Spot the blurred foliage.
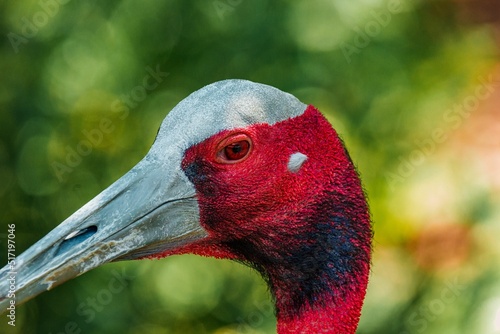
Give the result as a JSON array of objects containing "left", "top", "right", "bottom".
[{"left": 0, "top": 0, "right": 499, "bottom": 333}]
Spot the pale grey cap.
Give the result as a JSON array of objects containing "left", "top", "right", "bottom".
[{"left": 153, "top": 79, "right": 308, "bottom": 153}]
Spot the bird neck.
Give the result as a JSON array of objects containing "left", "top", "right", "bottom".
[
  {"left": 275, "top": 284, "right": 367, "bottom": 334},
  {"left": 223, "top": 186, "right": 371, "bottom": 334},
  {"left": 261, "top": 205, "right": 370, "bottom": 333},
  {"left": 271, "top": 220, "right": 370, "bottom": 334}
]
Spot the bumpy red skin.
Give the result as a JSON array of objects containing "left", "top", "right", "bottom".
[{"left": 153, "top": 106, "right": 371, "bottom": 334}]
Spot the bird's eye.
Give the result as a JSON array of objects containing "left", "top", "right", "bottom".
[
  {"left": 224, "top": 141, "right": 250, "bottom": 160},
  {"left": 216, "top": 134, "right": 252, "bottom": 163}
]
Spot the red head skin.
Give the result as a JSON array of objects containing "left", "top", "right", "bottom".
[{"left": 154, "top": 106, "right": 371, "bottom": 334}]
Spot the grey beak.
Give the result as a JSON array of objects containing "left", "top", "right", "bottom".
[{"left": 0, "top": 155, "right": 206, "bottom": 312}]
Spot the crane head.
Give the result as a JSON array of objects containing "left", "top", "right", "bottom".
[{"left": 0, "top": 79, "right": 370, "bottom": 317}]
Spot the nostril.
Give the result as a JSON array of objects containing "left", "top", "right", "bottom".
[
  {"left": 63, "top": 226, "right": 98, "bottom": 240},
  {"left": 55, "top": 226, "right": 98, "bottom": 256}
]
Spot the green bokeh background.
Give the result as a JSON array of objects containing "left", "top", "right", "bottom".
[{"left": 1, "top": 1, "right": 499, "bottom": 333}]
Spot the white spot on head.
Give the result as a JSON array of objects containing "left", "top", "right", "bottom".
[{"left": 287, "top": 152, "right": 308, "bottom": 173}]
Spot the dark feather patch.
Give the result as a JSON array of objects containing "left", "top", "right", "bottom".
[{"left": 222, "top": 192, "right": 370, "bottom": 318}]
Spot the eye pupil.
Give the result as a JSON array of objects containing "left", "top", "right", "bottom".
[
  {"left": 231, "top": 144, "right": 242, "bottom": 153},
  {"left": 224, "top": 140, "right": 250, "bottom": 160}
]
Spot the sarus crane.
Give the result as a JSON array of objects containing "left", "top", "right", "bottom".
[{"left": 0, "top": 80, "right": 372, "bottom": 333}]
